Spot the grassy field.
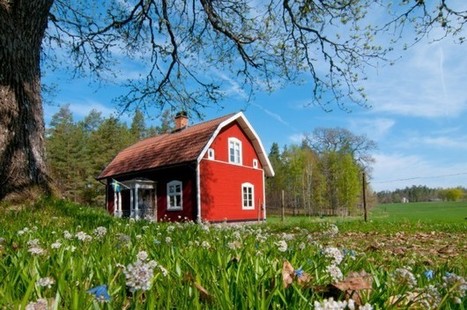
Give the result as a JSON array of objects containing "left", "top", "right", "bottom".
[
  {"left": 370, "top": 201, "right": 467, "bottom": 223},
  {"left": 0, "top": 198, "right": 465, "bottom": 309}
]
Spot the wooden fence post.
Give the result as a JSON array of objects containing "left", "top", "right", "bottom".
[
  {"left": 281, "top": 190, "right": 285, "bottom": 222},
  {"left": 362, "top": 172, "right": 367, "bottom": 222}
]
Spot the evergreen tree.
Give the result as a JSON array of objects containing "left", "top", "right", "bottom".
[{"left": 130, "top": 109, "right": 147, "bottom": 140}]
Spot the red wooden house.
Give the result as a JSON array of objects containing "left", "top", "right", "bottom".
[{"left": 97, "top": 112, "right": 274, "bottom": 223}]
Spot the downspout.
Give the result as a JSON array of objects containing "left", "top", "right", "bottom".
[{"left": 262, "top": 169, "right": 266, "bottom": 221}]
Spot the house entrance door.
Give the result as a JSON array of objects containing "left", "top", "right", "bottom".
[
  {"left": 137, "top": 188, "right": 156, "bottom": 219},
  {"left": 121, "top": 179, "right": 157, "bottom": 220}
]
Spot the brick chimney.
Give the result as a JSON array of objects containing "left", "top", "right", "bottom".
[{"left": 174, "top": 111, "right": 188, "bottom": 129}]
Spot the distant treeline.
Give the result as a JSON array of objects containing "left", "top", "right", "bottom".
[{"left": 376, "top": 185, "right": 466, "bottom": 204}]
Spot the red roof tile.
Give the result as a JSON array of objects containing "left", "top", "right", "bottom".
[{"left": 97, "top": 114, "right": 235, "bottom": 179}]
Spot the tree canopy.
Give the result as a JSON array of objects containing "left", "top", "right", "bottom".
[
  {"left": 44, "top": 1, "right": 467, "bottom": 112},
  {"left": 0, "top": 0, "right": 465, "bottom": 201}
]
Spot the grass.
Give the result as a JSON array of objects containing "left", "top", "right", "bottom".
[
  {"left": 0, "top": 198, "right": 465, "bottom": 309},
  {"left": 370, "top": 201, "right": 467, "bottom": 223}
]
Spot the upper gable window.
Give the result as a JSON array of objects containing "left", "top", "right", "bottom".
[
  {"left": 167, "top": 180, "right": 182, "bottom": 211},
  {"left": 253, "top": 159, "right": 258, "bottom": 169},
  {"left": 228, "top": 138, "right": 242, "bottom": 165},
  {"left": 208, "top": 148, "right": 215, "bottom": 160}
]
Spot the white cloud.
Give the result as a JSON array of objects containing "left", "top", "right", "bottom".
[
  {"left": 349, "top": 118, "right": 395, "bottom": 141},
  {"left": 394, "top": 130, "right": 467, "bottom": 150},
  {"left": 365, "top": 40, "right": 467, "bottom": 118},
  {"left": 371, "top": 152, "right": 467, "bottom": 191}
]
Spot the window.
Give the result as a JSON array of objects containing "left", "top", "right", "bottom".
[
  {"left": 167, "top": 180, "right": 182, "bottom": 210},
  {"left": 242, "top": 183, "right": 254, "bottom": 210},
  {"left": 208, "top": 148, "right": 215, "bottom": 160},
  {"left": 228, "top": 138, "right": 242, "bottom": 164},
  {"left": 253, "top": 159, "right": 258, "bottom": 168}
]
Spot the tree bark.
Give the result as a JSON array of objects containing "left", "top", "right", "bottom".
[{"left": 0, "top": 0, "right": 54, "bottom": 202}]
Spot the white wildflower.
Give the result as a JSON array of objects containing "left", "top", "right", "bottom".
[
  {"left": 167, "top": 225, "right": 175, "bottom": 232},
  {"left": 75, "top": 231, "right": 92, "bottom": 242},
  {"left": 281, "top": 233, "right": 295, "bottom": 241},
  {"left": 93, "top": 226, "right": 107, "bottom": 238},
  {"left": 28, "top": 246, "right": 46, "bottom": 256},
  {"left": 201, "top": 241, "right": 211, "bottom": 249},
  {"left": 326, "top": 264, "right": 343, "bottom": 282},
  {"left": 323, "top": 247, "right": 344, "bottom": 265},
  {"left": 137, "top": 251, "right": 149, "bottom": 261},
  {"left": 228, "top": 240, "right": 242, "bottom": 250},
  {"left": 51, "top": 241, "right": 62, "bottom": 249},
  {"left": 442, "top": 272, "right": 466, "bottom": 303},
  {"left": 393, "top": 267, "right": 417, "bottom": 289},
  {"left": 324, "top": 224, "right": 339, "bottom": 237},
  {"left": 124, "top": 254, "right": 156, "bottom": 292},
  {"left": 165, "top": 236, "right": 172, "bottom": 244},
  {"left": 37, "top": 277, "right": 55, "bottom": 288},
  {"left": 359, "top": 303, "right": 374, "bottom": 310},
  {"left": 232, "top": 230, "right": 241, "bottom": 240},
  {"left": 63, "top": 230, "right": 73, "bottom": 240},
  {"left": 298, "top": 242, "right": 306, "bottom": 251},
  {"left": 25, "top": 298, "right": 49, "bottom": 310},
  {"left": 27, "top": 239, "right": 40, "bottom": 247},
  {"left": 313, "top": 297, "right": 349, "bottom": 310},
  {"left": 158, "top": 265, "right": 169, "bottom": 277},
  {"left": 275, "top": 240, "right": 288, "bottom": 252}
]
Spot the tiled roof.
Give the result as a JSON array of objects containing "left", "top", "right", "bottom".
[{"left": 97, "top": 114, "right": 235, "bottom": 179}]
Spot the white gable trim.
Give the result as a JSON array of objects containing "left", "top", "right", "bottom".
[{"left": 196, "top": 112, "right": 275, "bottom": 177}]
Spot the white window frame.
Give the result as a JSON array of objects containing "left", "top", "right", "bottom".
[
  {"left": 241, "top": 182, "right": 254, "bottom": 210},
  {"left": 253, "top": 159, "right": 258, "bottom": 169},
  {"left": 228, "top": 137, "right": 242, "bottom": 165},
  {"left": 167, "top": 180, "right": 183, "bottom": 211},
  {"left": 208, "top": 148, "right": 215, "bottom": 160}
]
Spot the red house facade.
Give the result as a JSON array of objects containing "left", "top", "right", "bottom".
[{"left": 97, "top": 112, "right": 274, "bottom": 223}]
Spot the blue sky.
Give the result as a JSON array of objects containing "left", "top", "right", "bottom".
[{"left": 42, "top": 21, "right": 467, "bottom": 192}]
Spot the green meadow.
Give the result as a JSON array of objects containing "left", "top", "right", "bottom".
[{"left": 0, "top": 198, "right": 465, "bottom": 309}]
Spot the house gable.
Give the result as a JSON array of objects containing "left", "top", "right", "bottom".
[{"left": 197, "top": 112, "right": 274, "bottom": 177}]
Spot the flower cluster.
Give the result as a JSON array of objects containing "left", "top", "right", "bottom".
[
  {"left": 393, "top": 267, "right": 417, "bottom": 289},
  {"left": 50, "top": 241, "right": 62, "bottom": 249},
  {"left": 321, "top": 246, "right": 345, "bottom": 282},
  {"left": 275, "top": 240, "right": 288, "bottom": 252},
  {"left": 93, "top": 226, "right": 107, "bottom": 239},
  {"left": 27, "top": 239, "right": 46, "bottom": 256},
  {"left": 37, "top": 277, "right": 55, "bottom": 288},
  {"left": 75, "top": 231, "right": 92, "bottom": 242},
  {"left": 314, "top": 297, "right": 373, "bottom": 310},
  {"left": 26, "top": 298, "right": 50, "bottom": 310},
  {"left": 123, "top": 251, "right": 157, "bottom": 292},
  {"left": 323, "top": 247, "right": 344, "bottom": 265},
  {"left": 442, "top": 272, "right": 466, "bottom": 304}
]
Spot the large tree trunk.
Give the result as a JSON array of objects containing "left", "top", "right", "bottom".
[{"left": 0, "top": 1, "right": 54, "bottom": 202}]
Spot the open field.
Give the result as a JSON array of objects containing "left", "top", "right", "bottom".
[
  {"left": 370, "top": 201, "right": 467, "bottom": 223},
  {"left": 0, "top": 198, "right": 465, "bottom": 309}
]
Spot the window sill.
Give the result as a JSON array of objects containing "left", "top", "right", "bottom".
[{"left": 167, "top": 207, "right": 183, "bottom": 211}]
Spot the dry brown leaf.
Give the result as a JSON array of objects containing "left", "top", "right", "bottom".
[
  {"left": 282, "top": 260, "right": 294, "bottom": 288},
  {"left": 333, "top": 271, "right": 372, "bottom": 306},
  {"left": 282, "top": 260, "right": 312, "bottom": 288},
  {"left": 334, "top": 271, "right": 372, "bottom": 291}
]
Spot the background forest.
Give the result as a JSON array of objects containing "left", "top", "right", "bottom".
[{"left": 46, "top": 107, "right": 466, "bottom": 213}]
